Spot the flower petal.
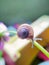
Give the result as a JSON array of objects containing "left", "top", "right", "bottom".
[
  {"left": 0, "top": 38, "right": 4, "bottom": 50},
  {"left": 3, "top": 36, "right": 9, "bottom": 42}
]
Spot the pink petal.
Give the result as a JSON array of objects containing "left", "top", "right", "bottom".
[
  {"left": 0, "top": 38, "right": 4, "bottom": 50},
  {"left": 3, "top": 36, "right": 9, "bottom": 42},
  {"left": 3, "top": 51, "right": 16, "bottom": 65}
]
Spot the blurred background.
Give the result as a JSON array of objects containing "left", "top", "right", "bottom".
[
  {"left": 0, "top": 0, "right": 49, "bottom": 65},
  {"left": 0, "top": 0, "right": 49, "bottom": 26}
]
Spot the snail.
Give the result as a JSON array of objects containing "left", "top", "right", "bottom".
[{"left": 17, "top": 24, "right": 42, "bottom": 48}]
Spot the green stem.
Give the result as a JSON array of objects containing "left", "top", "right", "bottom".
[
  {"left": 7, "top": 31, "right": 17, "bottom": 34},
  {"left": 0, "top": 51, "right": 3, "bottom": 59},
  {"left": 2, "top": 31, "right": 17, "bottom": 35},
  {"left": 34, "top": 41, "right": 49, "bottom": 58}
]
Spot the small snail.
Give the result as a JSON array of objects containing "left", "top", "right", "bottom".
[
  {"left": 17, "top": 24, "right": 34, "bottom": 39},
  {"left": 17, "top": 24, "right": 42, "bottom": 48}
]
